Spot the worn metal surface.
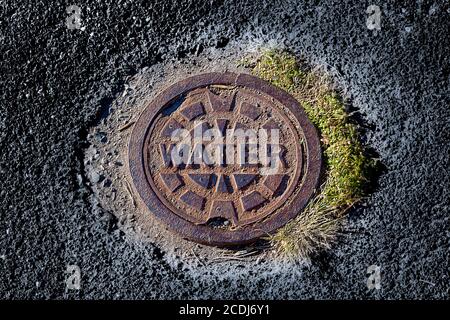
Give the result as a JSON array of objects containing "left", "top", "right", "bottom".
[{"left": 129, "top": 72, "right": 321, "bottom": 246}]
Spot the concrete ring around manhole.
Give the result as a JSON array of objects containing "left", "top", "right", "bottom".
[{"left": 128, "top": 72, "right": 321, "bottom": 246}]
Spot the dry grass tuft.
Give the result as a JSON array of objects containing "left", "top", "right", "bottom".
[{"left": 247, "top": 50, "right": 373, "bottom": 260}]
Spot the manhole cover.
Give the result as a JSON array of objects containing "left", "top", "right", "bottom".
[{"left": 129, "top": 72, "right": 321, "bottom": 246}]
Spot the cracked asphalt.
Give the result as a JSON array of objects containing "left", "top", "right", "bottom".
[{"left": 0, "top": 0, "right": 449, "bottom": 299}]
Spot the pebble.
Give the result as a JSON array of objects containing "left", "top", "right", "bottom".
[{"left": 90, "top": 171, "right": 104, "bottom": 184}]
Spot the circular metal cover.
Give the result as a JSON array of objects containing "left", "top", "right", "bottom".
[{"left": 129, "top": 72, "right": 321, "bottom": 246}]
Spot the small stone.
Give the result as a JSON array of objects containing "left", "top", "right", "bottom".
[
  {"left": 94, "top": 132, "right": 108, "bottom": 143},
  {"left": 90, "top": 171, "right": 104, "bottom": 184},
  {"left": 90, "top": 171, "right": 100, "bottom": 183}
]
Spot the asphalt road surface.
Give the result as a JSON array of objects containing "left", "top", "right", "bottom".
[{"left": 1, "top": 0, "right": 449, "bottom": 299}]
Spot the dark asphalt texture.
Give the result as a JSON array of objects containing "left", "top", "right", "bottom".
[{"left": 1, "top": 0, "right": 449, "bottom": 299}]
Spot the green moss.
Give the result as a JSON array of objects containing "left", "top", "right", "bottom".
[{"left": 250, "top": 50, "right": 374, "bottom": 259}]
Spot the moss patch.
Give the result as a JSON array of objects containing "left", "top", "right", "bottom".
[{"left": 245, "top": 50, "right": 374, "bottom": 259}]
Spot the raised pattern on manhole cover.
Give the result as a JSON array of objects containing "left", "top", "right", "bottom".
[{"left": 129, "top": 72, "right": 321, "bottom": 246}]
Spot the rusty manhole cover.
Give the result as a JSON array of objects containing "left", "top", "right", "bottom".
[{"left": 129, "top": 72, "right": 321, "bottom": 246}]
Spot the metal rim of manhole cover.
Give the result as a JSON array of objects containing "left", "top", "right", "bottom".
[{"left": 129, "top": 72, "right": 321, "bottom": 246}]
